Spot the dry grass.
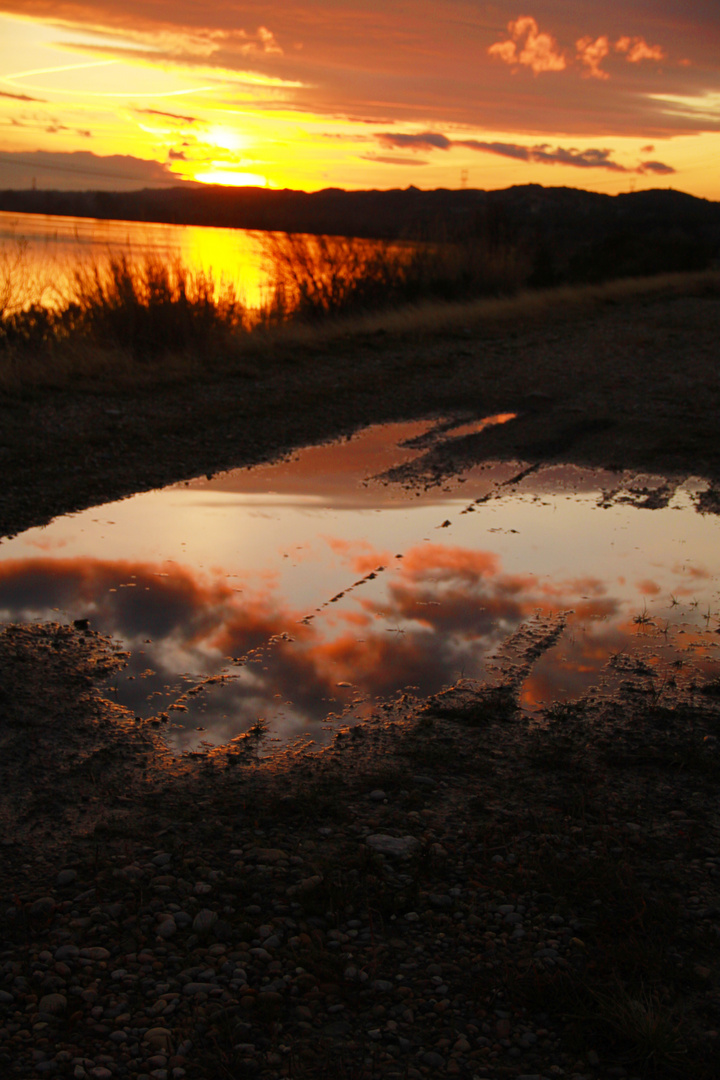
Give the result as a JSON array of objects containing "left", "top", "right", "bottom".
[{"left": 1, "top": 226, "right": 718, "bottom": 394}]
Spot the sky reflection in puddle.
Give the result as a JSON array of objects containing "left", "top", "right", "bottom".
[{"left": 2, "top": 418, "right": 719, "bottom": 752}]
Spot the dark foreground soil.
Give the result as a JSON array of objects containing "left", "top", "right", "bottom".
[{"left": 2, "top": 283, "right": 720, "bottom": 1080}]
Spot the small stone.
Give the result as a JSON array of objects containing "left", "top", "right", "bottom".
[
  {"left": 54, "top": 944, "right": 80, "bottom": 961},
  {"left": 143, "top": 1028, "right": 174, "bottom": 1052},
  {"left": 192, "top": 909, "right": 218, "bottom": 935},
  {"left": 156, "top": 918, "right": 177, "bottom": 940},
  {"left": 38, "top": 993, "right": 67, "bottom": 1015},
  {"left": 253, "top": 849, "right": 287, "bottom": 863},
  {"left": 79, "top": 947, "right": 111, "bottom": 961},
  {"left": 57, "top": 869, "right": 77, "bottom": 886},
  {"left": 366, "top": 834, "right": 419, "bottom": 858},
  {"left": 30, "top": 897, "right": 56, "bottom": 920},
  {"left": 368, "top": 790, "right": 387, "bottom": 801},
  {"left": 257, "top": 991, "right": 283, "bottom": 1013}
]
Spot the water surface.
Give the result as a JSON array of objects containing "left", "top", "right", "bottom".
[
  {"left": 0, "top": 209, "right": 272, "bottom": 309},
  {"left": 1, "top": 418, "right": 718, "bottom": 752}
]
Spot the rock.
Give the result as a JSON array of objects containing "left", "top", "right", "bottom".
[
  {"left": 257, "top": 991, "right": 283, "bottom": 1013},
  {"left": 413, "top": 775, "right": 437, "bottom": 787},
  {"left": 366, "top": 834, "right": 420, "bottom": 858},
  {"left": 144, "top": 1028, "right": 174, "bottom": 1052},
  {"left": 253, "top": 849, "right": 287, "bottom": 863},
  {"left": 56, "top": 869, "right": 77, "bottom": 886},
  {"left": 79, "top": 947, "right": 111, "bottom": 961},
  {"left": 192, "top": 909, "right": 218, "bottom": 935},
  {"left": 287, "top": 874, "right": 323, "bottom": 897},
  {"left": 156, "top": 917, "right": 177, "bottom": 939},
  {"left": 38, "top": 993, "right": 67, "bottom": 1015},
  {"left": 54, "top": 944, "right": 79, "bottom": 961},
  {"left": 30, "top": 897, "right": 56, "bottom": 920}
]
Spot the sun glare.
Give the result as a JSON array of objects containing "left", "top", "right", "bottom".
[
  {"left": 194, "top": 169, "right": 270, "bottom": 188},
  {"left": 206, "top": 126, "right": 248, "bottom": 153}
]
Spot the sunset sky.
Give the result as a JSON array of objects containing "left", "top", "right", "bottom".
[{"left": 0, "top": 1, "right": 718, "bottom": 197}]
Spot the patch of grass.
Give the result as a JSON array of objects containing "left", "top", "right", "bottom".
[{"left": 590, "top": 979, "right": 689, "bottom": 1073}]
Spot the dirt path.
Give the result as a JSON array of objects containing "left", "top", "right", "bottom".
[{"left": 2, "top": 286, "right": 720, "bottom": 541}]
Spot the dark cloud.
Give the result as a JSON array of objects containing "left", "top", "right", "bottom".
[
  {"left": 638, "top": 160, "right": 676, "bottom": 174},
  {"left": 0, "top": 89, "right": 45, "bottom": 102},
  {"left": 376, "top": 133, "right": 675, "bottom": 174},
  {"left": 376, "top": 132, "right": 452, "bottom": 152},
  {"left": 135, "top": 107, "right": 199, "bottom": 124},
  {"left": 459, "top": 139, "right": 532, "bottom": 162},
  {"left": 360, "top": 154, "right": 429, "bottom": 166},
  {"left": 0, "top": 149, "right": 192, "bottom": 190},
  {"left": 531, "top": 145, "right": 628, "bottom": 171}
]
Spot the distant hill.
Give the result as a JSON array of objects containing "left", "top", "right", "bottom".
[{"left": 1, "top": 183, "right": 718, "bottom": 284}]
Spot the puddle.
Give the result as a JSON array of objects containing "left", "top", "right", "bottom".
[{"left": 1, "top": 417, "right": 719, "bottom": 753}]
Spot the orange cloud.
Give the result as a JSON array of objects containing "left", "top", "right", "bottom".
[
  {"left": 324, "top": 537, "right": 392, "bottom": 574},
  {"left": 636, "top": 578, "right": 662, "bottom": 596},
  {"left": 491, "top": 18, "right": 668, "bottom": 83},
  {"left": 576, "top": 36, "right": 611, "bottom": 80},
  {"left": 489, "top": 16, "right": 566, "bottom": 75},
  {"left": 616, "top": 36, "right": 666, "bottom": 63}
]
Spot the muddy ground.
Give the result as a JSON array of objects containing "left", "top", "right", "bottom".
[
  {"left": 2, "top": 283, "right": 720, "bottom": 1078},
  {"left": 2, "top": 282, "right": 720, "bottom": 852}
]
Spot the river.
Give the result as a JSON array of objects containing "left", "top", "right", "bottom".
[{"left": 0, "top": 209, "right": 274, "bottom": 310}]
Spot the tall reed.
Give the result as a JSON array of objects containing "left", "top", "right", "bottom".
[
  {"left": 68, "top": 254, "right": 248, "bottom": 359},
  {"left": 259, "top": 232, "right": 531, "bottom": 322}
]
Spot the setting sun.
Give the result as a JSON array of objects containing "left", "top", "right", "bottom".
[
  {"left": 205, "top": 126, "right": 248, "bottom": 155},
  {"left": 193, "top": 168, "right": 270, "bottom": 187}
]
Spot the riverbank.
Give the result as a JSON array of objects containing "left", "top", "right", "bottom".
[{"left": 2, "top": 275, "right": 720, "bottom": 1078}]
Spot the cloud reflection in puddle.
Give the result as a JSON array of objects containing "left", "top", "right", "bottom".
[{"left": 1, "top": 418, "right": 719, "bottom": 752}]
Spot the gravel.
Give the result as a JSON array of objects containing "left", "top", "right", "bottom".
[{"left": 3, "top": 672, "right": 720, "bottom": 1080}]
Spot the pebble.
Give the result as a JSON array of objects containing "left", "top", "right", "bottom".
[
  {"left": 3, "top": 694, "right": 719, "bottom": 1080},
  {"left": 366, "top": 834, "right": 420, "bottom": 857}
]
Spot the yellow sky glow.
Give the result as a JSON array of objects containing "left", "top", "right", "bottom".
[{"left": 0, "top": 6, "right": 718, "bottom": 198}]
